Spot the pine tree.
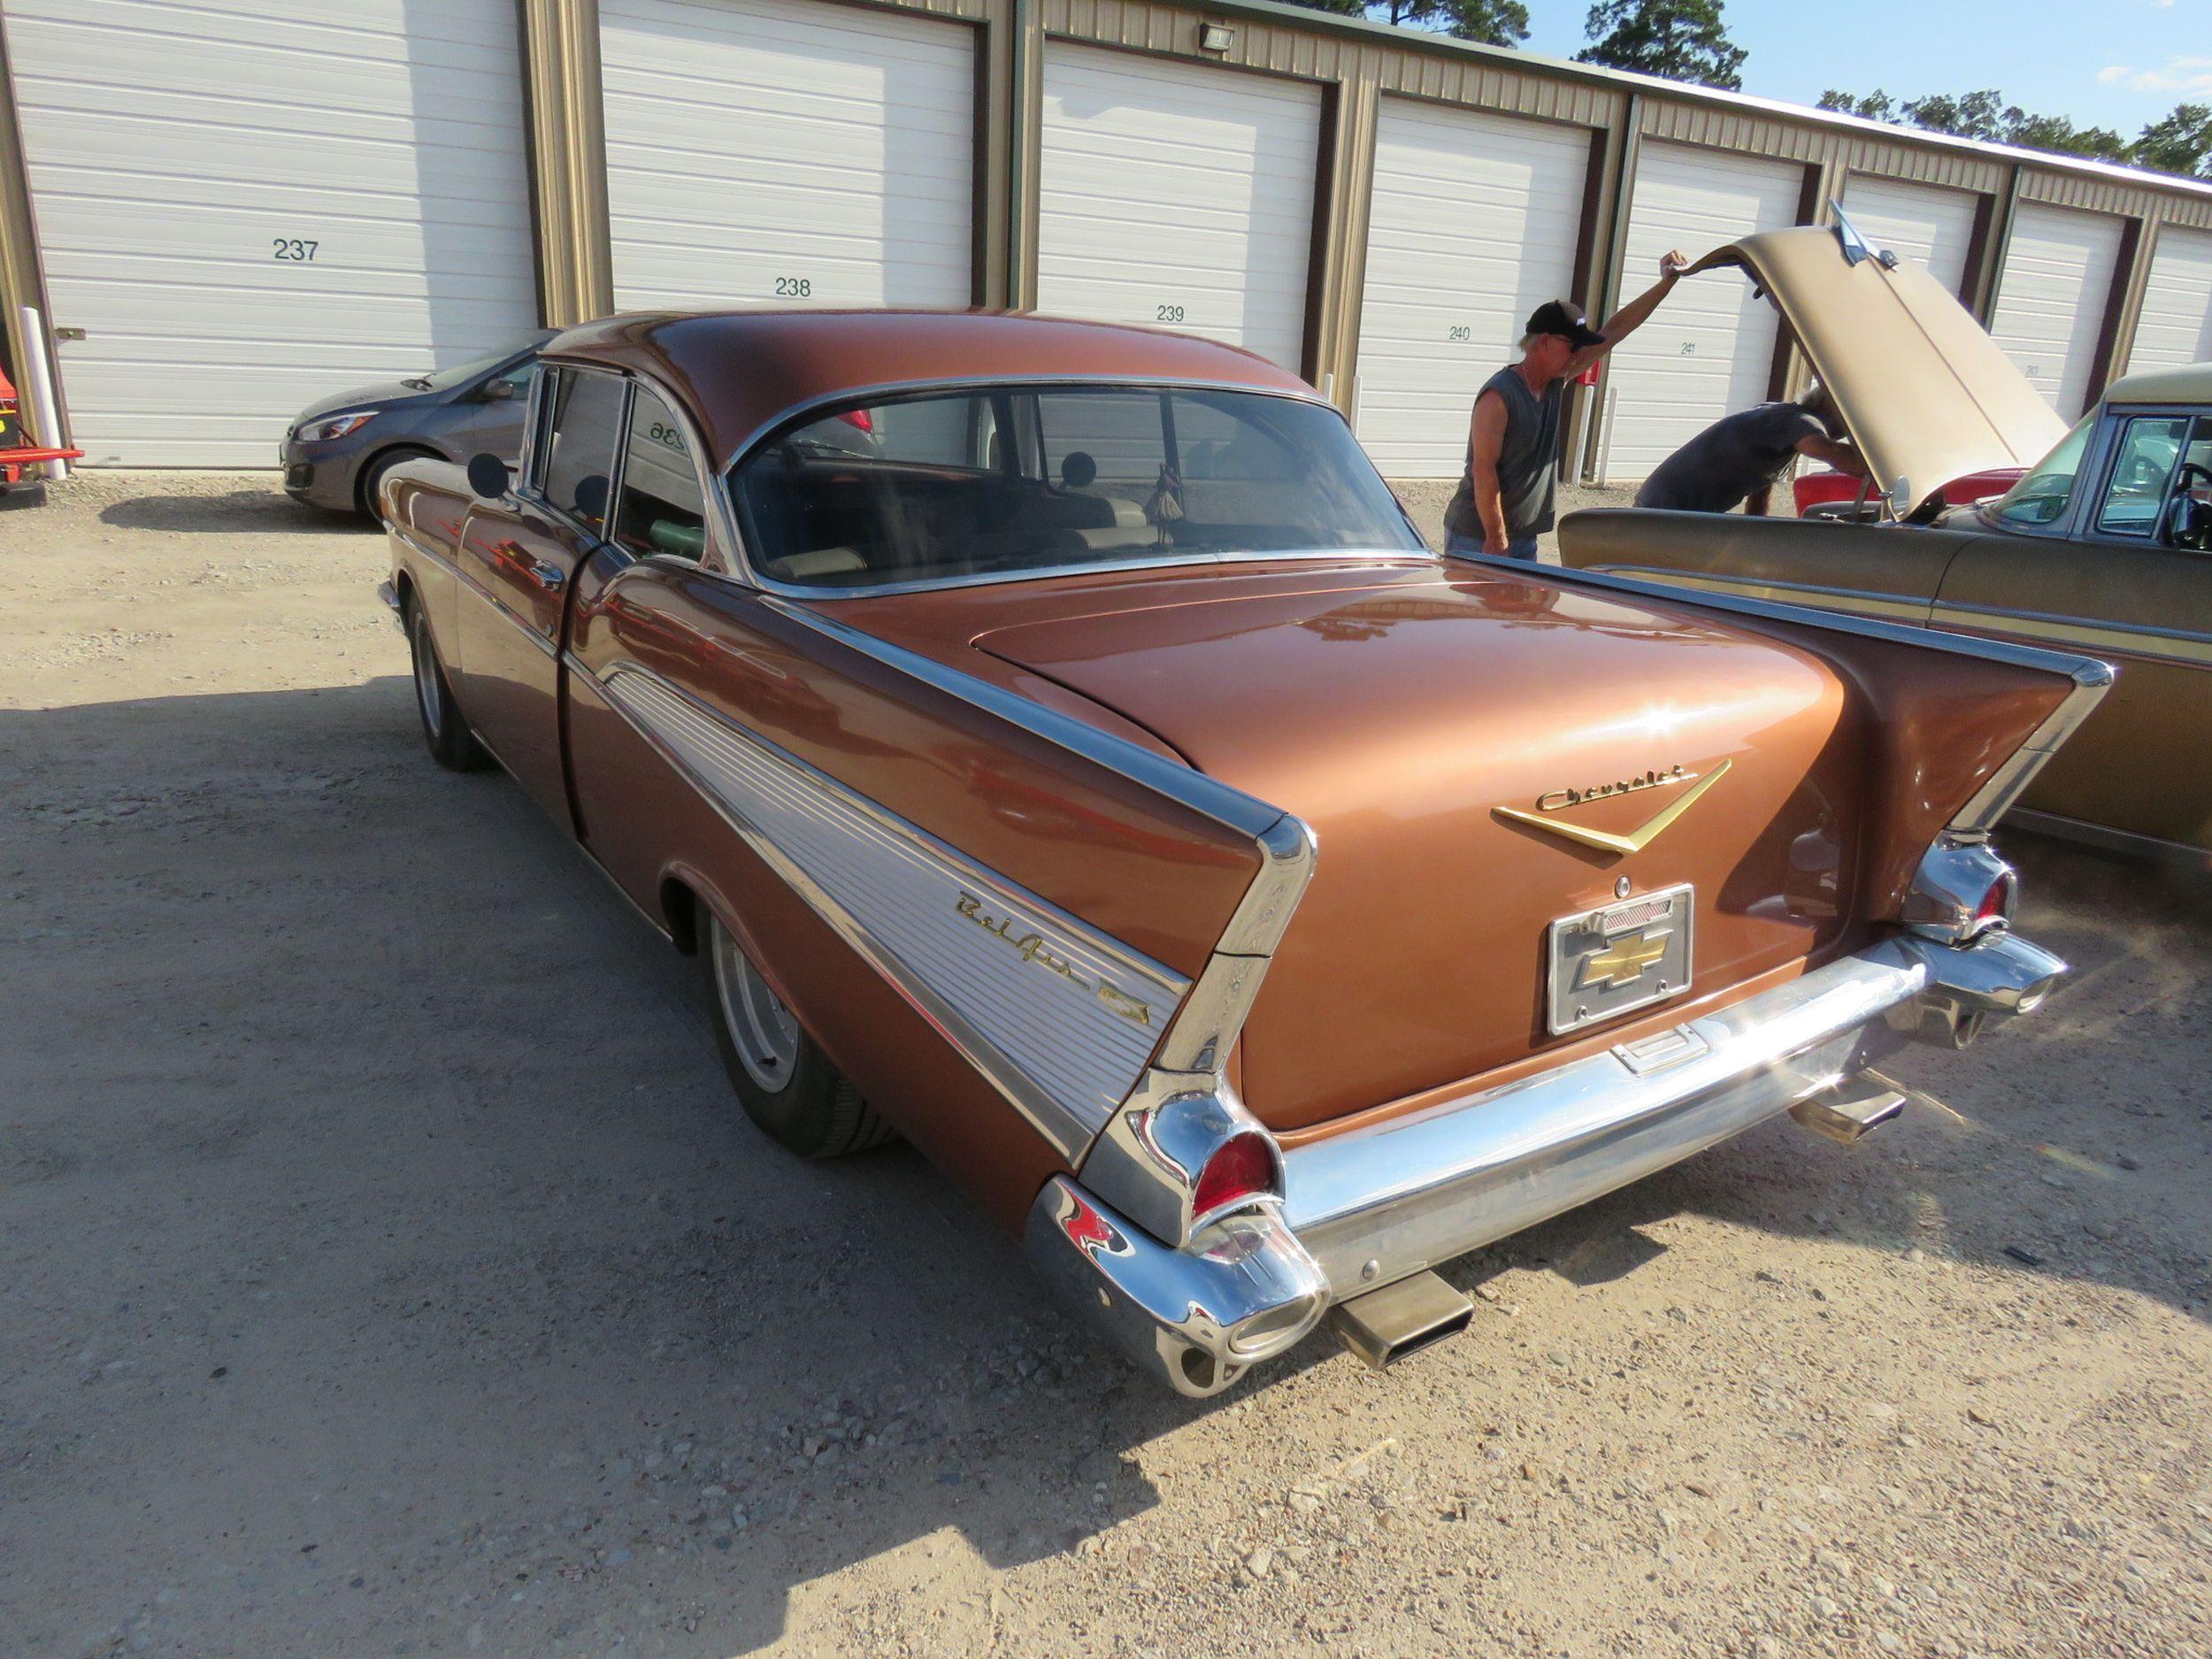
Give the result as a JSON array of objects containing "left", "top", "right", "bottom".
[
  {"left": 1575, "top": 0, "right": 1747, "bottom": 92},
  {"left": 1279, "top": 0, "right": 1531, "bottom": 50}
]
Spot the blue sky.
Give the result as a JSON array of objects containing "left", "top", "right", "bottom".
[{"left": 1514, "top": 1, "right": 2212, "bottom": 138}]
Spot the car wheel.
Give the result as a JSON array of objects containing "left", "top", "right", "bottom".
[
  {"left": 703, "top": 910, "right": 891, "bottom": 1158},
  {"left": 357, "top": 447, "right": 436, "bottom": 521},
  {"left": 405, "top": 600, "right": 487, "bottom": 772}
]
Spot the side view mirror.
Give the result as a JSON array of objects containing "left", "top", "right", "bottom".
[
  {"left": 572, "top": 472, "right": 610, "bottom": 523},
  {"left": 482, "top": 378, "right": 518, "bottom": 402},
  {"left": 465, "top": 451, "right": 511, "bottom": 500}
]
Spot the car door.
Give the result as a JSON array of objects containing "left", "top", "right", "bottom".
[
  {"left": 1932, "top": 407, "right": 2212, "bottom": 852},
  {"left": 454, "top": 362, "right": 628, "bottom": 825}
]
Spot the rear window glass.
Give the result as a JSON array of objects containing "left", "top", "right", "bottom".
[{"left": 731, "top": 385, "right": 1420, "bottom": 588}]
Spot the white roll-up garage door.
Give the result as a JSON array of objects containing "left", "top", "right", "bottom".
[
  {"left": 1037, "top": 45, "right": 1320, "bottom": 373},
  {"left": 1838, "top": 174, "right": 1980, "bottom": 299},
  {"left": 1598, "top": 142, "right": 1804, "bottom": 484},
  {"left": 2126, "top": 225, "right": 2212, "bottom": 376},
  {"left": 1353, "top": 101, "right": 1591, "bottom": 478},
  {"left": 1990, "top": 202, "right": 2124, "bottom": 418},
  {"left": 2, "top": 0, "right": 539, "bottom": 468},
  {"left": 600, "top": 0, "right": 975, "bottom": 314}
]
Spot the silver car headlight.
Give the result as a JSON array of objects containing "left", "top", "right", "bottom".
[{"left": 296, "top": 410, "right": 379, "bottom": 442}]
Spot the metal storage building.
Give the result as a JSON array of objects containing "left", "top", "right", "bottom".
[{"left": 5, "top": 0, "right": 2212, "bottom": 482}]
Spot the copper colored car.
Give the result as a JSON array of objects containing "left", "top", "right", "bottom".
[
  {"left": 1561, "top": 217, "right": 2210, "bottom": 862},
  {"left": 377, "top": 311, "right": 2101, "bottom": 1394}
]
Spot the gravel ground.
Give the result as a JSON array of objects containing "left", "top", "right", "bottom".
[{"left": 4, "top": 472, "right": 2208, "bottom": 1659}]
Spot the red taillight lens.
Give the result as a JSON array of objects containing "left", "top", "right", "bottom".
[
  {"left": 836, "top": 407, "right": 874, "bottom": 433},
  {"left": 1191, "top": 1132, "right": 1278, "bottom": 1223},
  {"left": 1975, "top": 871, "right": 2016, "bottom": 932}
]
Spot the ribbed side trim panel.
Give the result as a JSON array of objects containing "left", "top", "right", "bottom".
[{"left": 601, "top": 664, "right": 1187, "bottom": 1148}]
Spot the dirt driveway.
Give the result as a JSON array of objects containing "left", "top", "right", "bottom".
[{"left": 3, "top": 475, "right": 2208, "bottom": 1659}]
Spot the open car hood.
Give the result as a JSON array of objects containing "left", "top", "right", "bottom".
[{"left": 1690, "top": 220, "right": 2066, "bottom": 517}]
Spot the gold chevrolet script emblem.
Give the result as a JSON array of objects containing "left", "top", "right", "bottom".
[
  {"left": 1494, "top": 758, "right": 1732, "bottom": 855},
  {"left": 1576, "top": 930, "right": 1670, "bottom": 990}
]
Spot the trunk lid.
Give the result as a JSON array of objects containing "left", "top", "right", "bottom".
[
  {"left": 1692, "top": 222, "right": 2067, "bottom": 518},
  {"left": 971, "top": 565, "right": 1865, "bottom": 1131}
]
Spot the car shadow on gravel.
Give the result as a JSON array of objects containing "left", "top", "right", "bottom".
[
  {"left": 5, "top": 686, "right": 2208, "bottom": 1656},
  {"left": 96, "top": 488, "right": 364, "bottom": 534}
]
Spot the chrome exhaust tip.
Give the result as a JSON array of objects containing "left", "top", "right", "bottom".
[
  {"left": 1325, "top": 1271, "right": 1473, "bottom": 1371},
  {"left": 1790, "top": 1076, "right": 1908, "bottom": 1144}
]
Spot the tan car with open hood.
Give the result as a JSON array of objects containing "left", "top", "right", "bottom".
[
  {"left": 380, "top": 309, "right": 2102, "bottom": 1395},
  {"left": 1561, "top": 217, "right": 2212, "bottom": 863}
]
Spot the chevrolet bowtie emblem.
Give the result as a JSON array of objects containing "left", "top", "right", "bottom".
[
  {"left": 1494, "top": 758, "right": 1732, "bottom": 855},
  {"left": 1577, "top": 930, "right": 1671, "bottom": 990}
]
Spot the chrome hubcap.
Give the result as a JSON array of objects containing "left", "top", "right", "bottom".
[
  {"left": 712, "top": 921, "right": 800, "bottom": 1091},
  {"left": 411, "top": 617, "right": 443, "bottom": 738}
]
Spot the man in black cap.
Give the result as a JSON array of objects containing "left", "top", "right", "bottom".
[{"left": 1444, "top": 252, "right": 1691, "bottom": 560}]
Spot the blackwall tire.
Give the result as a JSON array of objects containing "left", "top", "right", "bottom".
[
  {"left": 703, "top": 911, "right": 891, "bottom": 1158},
  {"left": 405, "top": 601, "right": 487, "bottom": 772}
]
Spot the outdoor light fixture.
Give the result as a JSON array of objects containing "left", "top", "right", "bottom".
[{"left": 1199, "top": 23, "right": 1235, "bottom": 52}]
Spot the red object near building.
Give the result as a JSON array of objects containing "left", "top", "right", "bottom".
[
  {"left": 1793, "top": 464, "right": 2024, "bottom": 518},
  {"left": 0, "top": 365, "right": 83, "bottom": 495}
]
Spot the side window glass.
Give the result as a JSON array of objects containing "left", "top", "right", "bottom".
[
  {"left": 1988, "top": 413, "right": 2094, "bottom": 529},
  {"left": 612, "top": 385, "right": 708, "bottom": 561},
  {"left": 2094, "top": 416, "right": 2189, "bottom": 537},
  {"left": 540, "top": 367, "right": 627, "bottom": 535}
]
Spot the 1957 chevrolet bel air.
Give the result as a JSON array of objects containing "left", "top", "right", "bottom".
[{"left": 378, "top": 311, "right": 2103, "bottom": 1395}]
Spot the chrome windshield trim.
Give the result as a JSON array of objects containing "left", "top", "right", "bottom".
[
  {"left": 585, "top": 656, "right": 1189, "bottom": 1159},
  {"left": 718, "top": 374, "right": 1425, "bottom": 599},
  {"left": 721, "top": 373, "right": 1338, "bottom": 469}
]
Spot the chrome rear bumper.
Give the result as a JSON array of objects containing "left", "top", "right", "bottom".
[{"left": 1026, "top": 928, "right": 2063, "bottom": 1394}]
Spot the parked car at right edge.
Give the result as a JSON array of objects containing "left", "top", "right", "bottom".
[
  {"left": 1562, "top": 219, "right": 2212, "bottom": 863},
  {"left": 377, "top": 310, "right": 2103, "bottom": 1396}
]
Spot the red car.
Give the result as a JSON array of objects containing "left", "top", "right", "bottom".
[{"left": 1794, "top": 464, "right": 2024, "bottom": 519}]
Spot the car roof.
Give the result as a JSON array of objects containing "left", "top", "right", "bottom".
[
  {"left": 2100, "top": 361, "right": 2212, "bottom": 408},
  {"left": 537, "top": 310, "right": 1322, "bottom": 466}
]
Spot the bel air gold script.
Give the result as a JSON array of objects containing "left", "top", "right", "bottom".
[{"left": 956, "top": 891, "right": 1155, "bottom": 1027}]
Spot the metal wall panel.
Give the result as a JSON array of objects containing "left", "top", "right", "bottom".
[
  {"left": 600, "top": 0, "right": 977, "bottom": 312},
  {"left": 1839, "top": 173, "right": 1981, "bottom": 300},
  {"left": 1597, "top": 140, "right": 1804, "bottom": 483},
  {"left": 2125, "top": 224, "right": 2212, "bottom": 376},
  {"left": 3, "top": 0, "right": 540, "bottom": 467},
  {"left": 1353, "top": 98, "right": 1589, "bottom": 477},
  {"left": 1035, "top": 42, "right": 1321, "bottom": 372},
  {"left": 1990, "top": 201, "right": 2126, "bottom": 418}
]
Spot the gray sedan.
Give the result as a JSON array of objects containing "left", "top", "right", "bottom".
[{"left": 280, "top": 331, "right": 556, "bottom": 518}]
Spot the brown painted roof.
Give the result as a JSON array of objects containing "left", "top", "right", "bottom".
[{"left": 543, "top": 310, "right": 1321, "bottom": 466}]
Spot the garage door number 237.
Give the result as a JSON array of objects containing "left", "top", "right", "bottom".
[{"left": 272, "top": 238, "right": 319, "bottom": 262}]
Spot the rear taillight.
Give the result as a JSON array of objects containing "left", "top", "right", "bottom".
[
  {"left": 1904, "top": 837, "right": 2017, "bottom": 945},
  {"left": 1974, "top": 869, "right": 2017, "bottom": 933},
  {"left": 1191, "top": 1131, "right": 1279, "bottom": 1226},
  {"left": 836, "top": 407, "right": 874, "bottom": 433}
]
